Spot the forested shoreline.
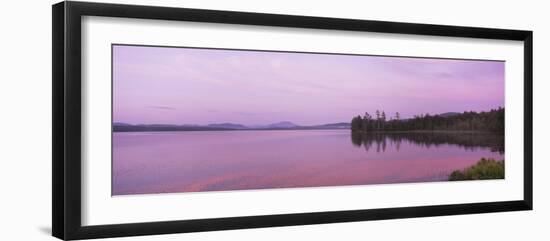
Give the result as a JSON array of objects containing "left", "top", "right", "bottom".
[{"left": 350, "top": 108, "right": 504, "bottom": 133}]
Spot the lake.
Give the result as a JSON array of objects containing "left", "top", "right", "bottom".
[{"left": 112, "top": 130, "right": 504, "bottom": 195}]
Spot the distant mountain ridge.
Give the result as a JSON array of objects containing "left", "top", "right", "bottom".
[
  {"left": 267, "top": 121, "right": 298, "bottom": 128},
  {"left": 113, "top": 122, "right": 132, "bottom": 126},
  {"left": 113, "top": 121, "right": 350, "bottom": 132},
  {"left": 207, "top": 123, "right": 248, "bottom": 129}
]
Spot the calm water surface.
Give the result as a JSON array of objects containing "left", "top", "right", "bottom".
[{"left": 113, "top": 130, "right": 504, "bottom": 195}]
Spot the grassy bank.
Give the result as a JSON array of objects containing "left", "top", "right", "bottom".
[{"left": 449, "top": 158, "right": 504, "bottom": 181}]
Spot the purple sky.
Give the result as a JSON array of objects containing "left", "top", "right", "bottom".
[{"left": 113, "top": 45, "right": 504, "bottom": 126}]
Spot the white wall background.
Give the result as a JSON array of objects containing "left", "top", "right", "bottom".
[{"left": 0, "top": 0, "right": 547, "bottom": 240}]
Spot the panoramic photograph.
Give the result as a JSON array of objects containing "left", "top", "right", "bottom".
[{"left": 112, "top": 44, "right": 505, "bottom": 196}]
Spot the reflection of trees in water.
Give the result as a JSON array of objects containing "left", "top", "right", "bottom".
[{"left": 350, "top": 131, "right": 504, "bottom": 154}]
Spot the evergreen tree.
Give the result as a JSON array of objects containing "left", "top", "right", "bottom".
[{"left": 375, "top": 110, "right": 381, "bottom": 130}]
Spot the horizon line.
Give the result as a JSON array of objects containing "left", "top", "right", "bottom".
[{"left": 113, "top": 107, "right": 504, "bottom": 126}]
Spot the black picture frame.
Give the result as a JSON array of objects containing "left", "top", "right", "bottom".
[{"left": 52, "top": 1, "right": 533, "bottom": 240}]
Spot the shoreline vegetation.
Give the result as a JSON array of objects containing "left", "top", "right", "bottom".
[
  {"left": 351, "top": 108, "right": 504, "bottom": 133},
  {"left": 448, "top": 158, "right": 505, "bottom": 181}
]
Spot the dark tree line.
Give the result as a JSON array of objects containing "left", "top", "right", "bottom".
[{"left": 351, "top": 107, "right": 504, "bottom": 133}]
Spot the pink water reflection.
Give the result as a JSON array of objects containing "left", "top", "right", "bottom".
[{"left": 112, "top": 130, "right": 503, "bottom": 195}]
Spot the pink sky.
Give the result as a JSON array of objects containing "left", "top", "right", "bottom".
[{"left": 113, "top": 45, "right": 504, "bottom": 126}]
